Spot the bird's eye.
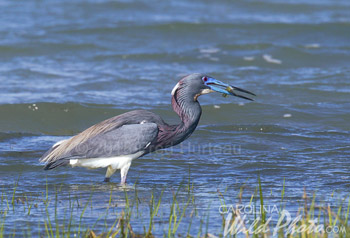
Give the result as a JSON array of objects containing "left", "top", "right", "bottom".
[{"left": 202, "top": 77, "right": 208, "bottom": 82}]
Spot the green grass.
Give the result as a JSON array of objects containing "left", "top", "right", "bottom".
[{"left": 0, "top": 177, "right": 349, "bottom": 238}]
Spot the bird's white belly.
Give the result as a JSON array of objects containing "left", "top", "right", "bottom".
[{"left": 69, "top": 151, "right": 144, "bottom": 170}]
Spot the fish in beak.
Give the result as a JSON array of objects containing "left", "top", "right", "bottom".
[{"left": 203, "top": 77, "right": 256, "bottom": 101}]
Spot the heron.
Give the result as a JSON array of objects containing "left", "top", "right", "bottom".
[{"left": 40, "top": 73, "right": 255, "bottom": 184}]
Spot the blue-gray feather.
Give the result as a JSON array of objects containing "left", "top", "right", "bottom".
[{"left": 69, "top": 123, "right": 158, "bottom": 158}]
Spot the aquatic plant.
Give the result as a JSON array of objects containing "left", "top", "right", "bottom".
[{"left": 0, "top": 177, "right": 349, "bottom": 237}]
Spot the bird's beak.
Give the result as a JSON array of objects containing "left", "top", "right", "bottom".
[{"left": 204, "top": 78, "right": 256, "bottom": 101}]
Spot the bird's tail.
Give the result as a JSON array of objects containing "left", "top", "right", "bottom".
[{"left": 44, "top": 158, "right": 70, "bottom": 170}]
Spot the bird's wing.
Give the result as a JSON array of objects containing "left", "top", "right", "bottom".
[
  {"left": 40, "top": 122, "right": 158, "bottom": 166},
  {"left": 40, "top": 110, "right": 160, "bottom": 163},
  {"left": 69, "top": 123, "right": 158, "bottom": 158}
]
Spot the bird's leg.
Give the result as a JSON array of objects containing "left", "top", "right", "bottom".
[
  {"left": 104, "top": 165, "right": 117, "bottom": 182},
  {"left": 120, "top": 163, "right": 131, "bottom": 185}
]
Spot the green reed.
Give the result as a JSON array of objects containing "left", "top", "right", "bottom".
[{"left": 0, "top": 176, "right": 349, "bottom": 237}]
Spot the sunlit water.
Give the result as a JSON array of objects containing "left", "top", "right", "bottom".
[{"left": 0, "top": 0, "right": 350, "bottom": 236}]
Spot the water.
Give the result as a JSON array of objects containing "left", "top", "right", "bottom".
[{"left": 1, "top": 0, "right": 350, "bottom": 236}]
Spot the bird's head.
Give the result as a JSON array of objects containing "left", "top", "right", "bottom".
[{"left": 172, "top": 73, "right": 256, "bottom": 102}]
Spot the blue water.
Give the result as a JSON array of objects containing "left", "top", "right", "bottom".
[{"left": 0, "top": 0, "right": 350, "bottom": 236}]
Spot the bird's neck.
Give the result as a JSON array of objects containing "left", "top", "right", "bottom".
[{"left": 170, "top": 88, "right": 202, "bottom": 143}]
